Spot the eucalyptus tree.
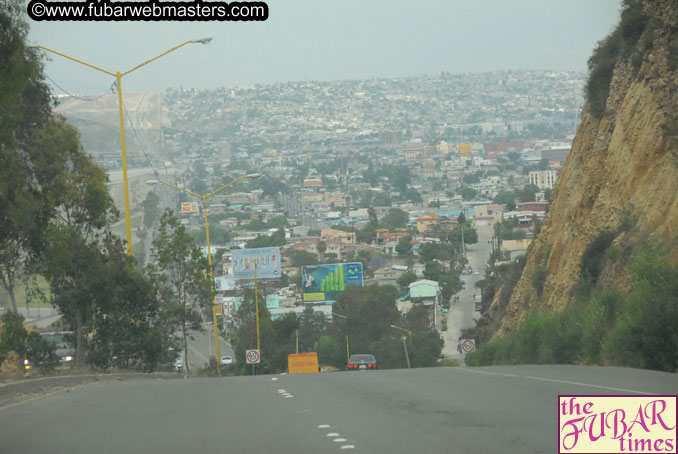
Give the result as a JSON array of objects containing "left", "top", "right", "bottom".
[
  {"left": 0, "top": 1, "right": 52, "bottom": 312},
  {"left": 151, "top": 210, "right": 210, "bottom": 373}
]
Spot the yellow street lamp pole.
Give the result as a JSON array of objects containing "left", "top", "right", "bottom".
[
  {"left": 37, "top": 38, "right": 212, "bottom": 255},
  {"left": 159, "top": 173, "right": 259, "bottom": 375},
  {"left": 254, "top": 257, "right": 261, "bottom": 351}
]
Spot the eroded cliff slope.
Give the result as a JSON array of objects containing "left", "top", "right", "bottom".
[{"left": 488, "top": 0, "right": 678, "bottom": 337}]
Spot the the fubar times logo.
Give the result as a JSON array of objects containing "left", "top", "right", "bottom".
[{"left": 559, "top": 395, "right": 677, "bottom": 453}]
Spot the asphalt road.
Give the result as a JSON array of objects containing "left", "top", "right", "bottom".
[
  {"left": 182, "top": 324, "right": 234, "bottom": 372},
  {"left": 442, "top": 223, "right": 494, "bottom": 360},
  {"left": 1, "top": 365, "right": 675, "bottom": 453}
]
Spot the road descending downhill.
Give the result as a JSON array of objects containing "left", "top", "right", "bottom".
[{"left": 0, "top": 365, "right": 676, "bottom": 453}]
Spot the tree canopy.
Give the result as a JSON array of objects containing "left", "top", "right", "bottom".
[{"left": 381, "top": 208, "right": 409, "bottom": 230}]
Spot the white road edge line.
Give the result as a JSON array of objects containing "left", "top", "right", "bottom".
[
  {"left": 460, "top": 369, "right": 653, "bottom": 395},
  {"left": 524, "top": 375, "right": 653, "bottom": 395}
]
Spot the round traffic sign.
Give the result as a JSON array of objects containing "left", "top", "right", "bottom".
[
  {"left": 246, "top": 349, "right": 260, "bottom": 364},
  {"left": 461, "top": 339, "right": 475, "bottom": 353}
]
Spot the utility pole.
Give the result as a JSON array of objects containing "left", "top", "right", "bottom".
[{"left": 463, "top": 206, "right": 468, "bottom": 258}]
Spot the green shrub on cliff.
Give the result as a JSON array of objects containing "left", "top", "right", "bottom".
[
  {"left": 468, "top": 238, "right": 678, "bottom": 372},
  {"left": 585, "top": 0, "right": 648, "bottom": 118}
]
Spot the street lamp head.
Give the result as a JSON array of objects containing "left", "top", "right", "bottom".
[
  {"left": 191, "top": 37, "right": 213, "bottom": 44},
  {"left": 245, "top": 173, "right": 261, "bottom": 179}
]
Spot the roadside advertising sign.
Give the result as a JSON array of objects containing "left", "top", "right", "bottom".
[
  {"left": 181, "top": 202, "right": 199, "bottom": 213},
  {"left": 301, "top": 262, "right": 363, "bottom": 304},
  {"left": 232, "top": 247, "right": 281, "bottom": 280}
]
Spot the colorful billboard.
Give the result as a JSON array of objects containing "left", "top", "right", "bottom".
[
  {"left": 181, "top": 202, "right": 199, "bottom": 213},
  {"left": 302, "top": 262, "right": 363, "bottom": 304},
  {"left": 231, "top": 247, "right": 281, "bottom": 280}
]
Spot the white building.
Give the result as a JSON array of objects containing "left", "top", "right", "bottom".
[{"left": 529, "top": 170, "right": 558, "bottom": 189}]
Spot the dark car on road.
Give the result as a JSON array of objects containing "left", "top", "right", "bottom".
[
  {"left": 40, "top": 331, "right": 75, "bottom": 367},
  {"left": 346, "top": 354, "right": 378, "bottom": 371}
]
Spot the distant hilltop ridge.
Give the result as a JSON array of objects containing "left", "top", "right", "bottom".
[
  {"left": 484, "top": 0, "right": 678, "bottom": 338},
  {"left": 53, "top": 69, "right": 586, "bottom": 168}
]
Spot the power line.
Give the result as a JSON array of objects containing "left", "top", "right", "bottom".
[
  {"left": 45, "top": 73, "right": 112, "bottom": 102},
  {"left": 120, "top": 96, "right": 160, "bottom": 178},
  {"left": 120, "top": 96, "right": 175, "bottom": 206}
]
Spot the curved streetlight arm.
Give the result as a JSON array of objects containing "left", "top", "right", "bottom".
[
  {"left": 39, "top": 37, "right": 212, "bottom": 78},
  {"left": 122, "top": 40, "right": 193, "bottom": 76},
  {"left": 390, "top": 324, "right": 413, "bottom": 337},
  {"left": 38, "top": 45, "right": 115, "bottom": 77},
  {"left": 158, "top": 180, "right": 202, "bottom": 199},
  {"left": 206, "top": 173, "right": 260, "bottom": 200}
]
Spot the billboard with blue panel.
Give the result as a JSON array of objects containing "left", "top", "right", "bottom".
[
  {"left": 301, "top": 262, "right": 363, "bottom": 304},
  {"left": 231, "top": 247, "right": 281, "bottom": 280}
]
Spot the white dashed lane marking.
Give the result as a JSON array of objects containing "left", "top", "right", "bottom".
[{"left": 278, "top": 389, "right": 357, "bottom": 449}]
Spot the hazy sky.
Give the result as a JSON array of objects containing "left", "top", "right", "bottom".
[{"left": 27, "top": 0, "right": 622, "bottom": 95}]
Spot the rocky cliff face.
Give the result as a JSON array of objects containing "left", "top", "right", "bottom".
[{"left": 488, "top": 0, "right": 678, "bottom": 337}]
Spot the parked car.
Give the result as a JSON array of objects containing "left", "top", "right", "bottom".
[
  {"left": 220, "top": 355, "right": 233, "bottom": 366},
  {"left": 173, "top": 358, "right": 183, "bottom": 372},
  {"left": 346, "top": 354, "right": 378, "bottom": 371}
]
